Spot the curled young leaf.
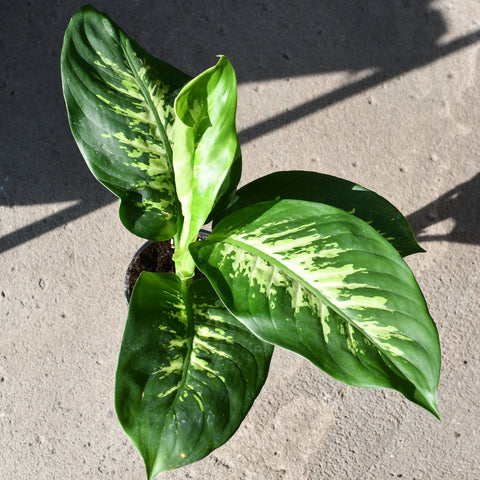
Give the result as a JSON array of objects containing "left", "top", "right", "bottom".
[{"left": 172, "top": 56, "right": 239, "bottom": 276}]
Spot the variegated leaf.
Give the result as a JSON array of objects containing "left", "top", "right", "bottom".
[
  {"left": 212, "top": 170, "right": 423, "bottom": 257},
  {"left": 172, "top": 56, "right": 239, "bottom": 276},
  {"left": 61, "top": 5, "right": 191, "bottom": 240},
  {"left": 190, "top": 200, "right": 441, "bottom": 417},
  {"left": 115, "top": 272, "right": 273, "bottom": 478}
]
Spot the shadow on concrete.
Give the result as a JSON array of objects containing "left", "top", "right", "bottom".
[
  {"left": 1, "top": 0, "right": 479, "bottom": 253},
  {"left": 407, "top": 172, "right": 480, "bottom": 246}
]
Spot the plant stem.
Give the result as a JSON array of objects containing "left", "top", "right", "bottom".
[{"left": 173, "top": 231, "right": 196, "bottom": 279}]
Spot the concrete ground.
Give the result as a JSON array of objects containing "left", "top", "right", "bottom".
[{"left": 1, "top": 1, "right": 479, "bottom": 478}]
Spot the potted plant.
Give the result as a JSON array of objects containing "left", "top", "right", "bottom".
[{"left": 61, "top": 5, "right": 441, "bottom": 479}]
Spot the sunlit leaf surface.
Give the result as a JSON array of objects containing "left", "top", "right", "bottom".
[
  {"left": 173, "top": 56, "right": 239, "bottom": 272},
  {"left": 191, "top": 199, "right": 441, "bottom": 417}
]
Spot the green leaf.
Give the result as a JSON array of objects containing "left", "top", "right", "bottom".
[
  {"left": 172, "top": 56, "right": 239, "bottom": 276},
  {"left": 206, "top": 144, "right": 242, "bottom": 224},
  {"left": 115, "top": 272, "right": 273, "bottom": 478},
  {"left": 61, "top": 5, "right": 191, "bottom": 240},
  {"left": 212, "top": 170, "right": 423, "bottom": 257},
  {"left": 190, "top": 200, "right": 441, "bottom": 417}
]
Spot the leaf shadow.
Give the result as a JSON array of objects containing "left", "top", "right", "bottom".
[
  {"left": 1, "top": 0, "right": 479, "bottom": 252},
  {"left": 407, "top": 172, "right": 480, "bottom": 246}
]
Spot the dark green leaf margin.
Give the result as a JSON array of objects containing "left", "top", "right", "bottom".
[{"left": 115, "top": 272, "right": 273, "bottom": 478}]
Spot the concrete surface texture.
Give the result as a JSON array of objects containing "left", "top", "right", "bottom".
[{"left": 1, "top": 0, "right": 479, "bottom": 478}]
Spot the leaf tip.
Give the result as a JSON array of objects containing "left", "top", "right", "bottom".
[
  {"left": 429, "top": 401, "right": 441, "bottom": 422},
  {"left": 146, "top": 464, "right": 158, "bottom": 480},
  {"left": 417, "top": 389, "right": 441, "bottom": 420}
]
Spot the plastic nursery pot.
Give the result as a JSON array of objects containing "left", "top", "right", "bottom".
[{"left": 124, "top": 229, "right": 211, "bottom": 304}]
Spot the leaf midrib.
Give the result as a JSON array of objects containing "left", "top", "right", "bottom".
[
  {"left": 120, "top": 37, "right": 174, "bottom": 176},
  {"left": 170, "top": 279, "right": 196, "bottom": 411},
  {"left": 221, "top": 235, "right": 400, "bottom": 356},
  {"left": 219, "top": 235, "right": 438, "bottom": 403}
]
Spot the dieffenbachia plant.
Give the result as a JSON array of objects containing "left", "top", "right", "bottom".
[{"left": 61, "top": 5, "right": 441, "bottom": 479}]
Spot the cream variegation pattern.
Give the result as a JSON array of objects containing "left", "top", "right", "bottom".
[
  {"left": 190, "top": 199, "right": 441, "bottom": 417},
  {"left": 61, "top": 5, "right": 191, "bottom": 240},
  {"left": 115, "top": 273, "right": 273, "bottom": 478}
]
